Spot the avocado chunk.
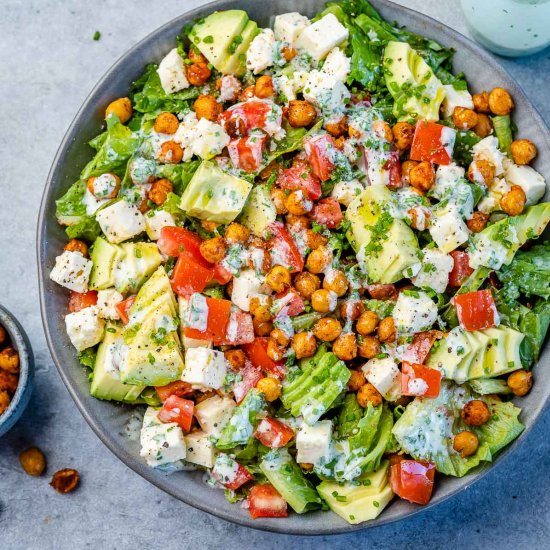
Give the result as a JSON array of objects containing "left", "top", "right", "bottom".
[
  {"left": 219, "top": 20, "right": 259, "bottom": 76},
  {"left": 238, "top": 183, "right": 276, "bottom": 237},
  {"left": 189, "top": 10, "right": 249, "bottom": 72},
  {"left": 179, "top": 160, "right": 253, "bottom": 224},
  {"left": 113, "top": 242, "right": 162, "bottom": 294},
  {"left": 346, "top": 186, "right": 419, "bottom": 284},
  {"left": 383, "top": 41, "right": 445, "bottom": 122},
  {"left": 464, "top": 330, "right": 491, "bottom": 379},
  {"left": 89, "top": 237, "right": 124, "bottom": 290},
  {"left": 427, "top": 328, "right": 471, "bottom": 382}
]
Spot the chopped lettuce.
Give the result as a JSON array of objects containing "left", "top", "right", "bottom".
[
  {"left": 65, "top": 215, "right": 102, "bottom": 241},
  {"left": 337, "top": 394, "right": 363, "bottom": 439},
  {"left": 155, "top": 160, "right": 201, "bottom": 195},
  {"left": 491, "top": 115, "right": 513, "bottom": 156},
  {"left": 469, "top": 378, "right": 512, "bottom": 395},
  {"left": 55, "top": 179, "right": 88, "bottom": 223}
]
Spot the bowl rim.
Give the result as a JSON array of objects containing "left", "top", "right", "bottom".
[{"left": 37, "top": 0, "right": 550, "bottom": 535}]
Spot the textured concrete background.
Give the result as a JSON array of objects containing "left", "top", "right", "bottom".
[{"left": 1, "top": 1, "right": 549, "bottom": 548}]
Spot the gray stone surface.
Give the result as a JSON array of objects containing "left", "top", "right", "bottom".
[{"left": 0, "top": 0, "right": 549, "bottom": 548}]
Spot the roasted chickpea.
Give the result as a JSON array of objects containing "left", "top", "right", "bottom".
[
  {"left": 473, "top": 113, "right": 493, "bottom": 138},
  {"left": 373, "top": 120, "right": 393, "bottom": 142},
  {"left": 64, "top": 239, "right": 88, "bottom": 257},
  {"left": 325, "top": 116, "right": 348, "bottom": 137},
  {"left": 248, "top": 246, "right": 271, "bottom": 275},
  {"left": 253, "top": 318, "right": 274, "bottom": 336},
  {"left": 507, "top": 370, "right": 533, "bottom": 397},
  {"left": 271, "top": 328, "right": 290, "bottom": 347},
  {"left": 137, "top": 198, "right": 150, "bottom": 214},
  {"left": 340, "top": 299, "right": 365, "bottom": 322},
  {"left": 254, "top": 305, "right": 273, "bottom": 323},
  {"left": 225, "top": 222, "right": 250, "bottom": 244},
  {"left": 285, "top": 190, "right": 313, "bottom": 215},
  {"left": 156, "top": 141, "right": 184, "bottom": 164},
  {"left": 147, "top": 178, "right": 173, "bottom": 206},
  {"left": 195, "top": 389, "right": 217, "bottom": 404},
  {"left": 409, "top": 161, "right": 435, "bottom": 192},
  {"left": 294, "top": 272, "right": 321, "bottom": 300},
  {"left": 306, "top": 246, "right": 331, "bottom": 274},
  {"left": 193, "top": 94, "right": 223, "bottom": 121},
  {"left": 286, "top": 214, "right": 310, "bottom": 232},
  {"left": 347, "top": 370, "right": 366, "bottom": 392},
  {"left": 452, "top": 106, "right": 478, "bottom": 130},
  {"left": 401, "top": 160, "right": 419, "bottom": 186},
  {"left": 468, "top": 159, "right": 495, "bottom": 185},
  {"left": 87, "top": 173, "right": 121, "bottom": 199},
  {"left": 254, "top": 75, "right": 275, "bottom": 98},
  {"left": 461, "top": 399, "right": 491, "bottom": 426},
  {"left": 19, "top": 447, "right": 46, "bottom": 477},
  {"left": 323, "top": 270, "right": 348, "bottom": 297},
  {"left": 292, "top": 332, "right": 317, "bottom": 359},
  {"left": 0, "top": 370, "right": 18, "bottom": 393},
  {"left": 453, "top": 431, "right": 479, "bottom": 458},
  {"left": 281, "top": 45, "right": 297, "bottom": 61},
  {"left": 358, "top": 336, "right": 381, "bottom": 359},
  {"left": 287, "top": 100, "right": 317, "bottom": 128},
  {"left": 311, "top": 289, "right": 337, "bottom": 313},
  {"left": 224, "top": 349, "right": 246, "bottom": 370},
  {"left": 473, "top": 91, "right": 490, "bottom": 113},
  {"left": 266, "top": 265, "right": 292, "bottom": 293},
  {"left": 489, "top": 87, "right": 514, "bottom": 116},
  {"left": 377, "top": 317, "right": 396, "bottom": 343},
  {"left": 0, "top": 325, "right": 6, "bottom": 346},
  {"left": 199, "top": 236, "right": 226, "bottom": 264},
  {"left": 239, "top": 84, "right": 256, "bottom": 102},
  {"left": 313, "top": 317, "right": 342, "bottom": 342},
  {"left": 0, "top": 390, "right": 10, "bottom": 415},
  {"left": 250, "top": 296, "right": 272, "bottom": 317},
  {"left": 186, "top": 62, "right": 211, "bottom": 86},
  {"left": 105, "top": 97, "right": 132, "bottom": 123},
  {"left": 267, "top": 338, "right": 286, "bottom": 361},
  {"left": 305, "top": 229, "right": 328, "bottom": 250},
  {"left": 332, "top": 333, "right": 357, "bottom": 361},
  {"left": 154, "top": 112, "right": 179, "bottom": 134},
  {"left": 270, "top": 187, "right": 288, "bottom": 215},
  {"left": 0, "top": 348, "right": 19, "bottom": 374},
  {"left": 511, "top": 139, "right": 537, "bottom": 165},
  {"left": 392, "top": 122, "right": 415, "bottom": 150},
  {"left": 501, "top": 185, "right": 526, "bottom": 216},
  {"left": 50, "top": 469, "right": 80, "bottom": 494},
  {"left": 356, "top": 311, "right": 379, "bottom": 336},
  {"left": 188, "top": 46, "right": 207, "bottom": 64},
  {"left": 257, "top": 377, "right": 282, "bottom": 402},
  {"left": 466, "top": 211, "right": 489, "bottom": 233},
  {"left": 357, "top": 382, "right": 383, "bottom": 408}
]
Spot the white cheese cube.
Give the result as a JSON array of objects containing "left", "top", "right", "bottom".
[
  {"left": 65, "top": 305, "right": 105, "bottom": 351},
  {"left": 194, "top": 395, "right": 236, "bottom": 437},
  {"left": 96, "top": 289, "right": 123, "bottom": 320},
  {"left": 274, "top": 12, "right": 310, "bottom": 44},
  {"left": 411, "top": 248, "right": 454, "bottom": 293},
  {"left": 178, "top": 296, "right": 211, "bottom": 349},
  {"left": 429, "top": 208, "right": 470, "bottom": 253},
  {"left": 231, "top": 269, "right": 264, "bottom": 312},
  {"left": 142, "top": 406, "right": 162, "bottom": 428},
  {"left": 140, "top": 420, "right": 187, "bottom": 467},
  {"left": 295, "top": 13, "right": 349, "bottom": 61},
  {"left": 441, "top": 85, "right": 474, "bottom": 119},
  {"left": 392, "top": 291, "right": 438, "bottom": 334},
  {"left": 184, "top": 431, "right": 216, "bottom": 468},
  {"left": 157, "top": 48, "right": 189, "bottom": 94},
  {"left": 145, "top": 210, "right": 176, "bottom": 240},
  {"left": 246, "top": 29, "right": 275, "bottom": 74},
  {"left": 190, "top": 118, "right": 230, "bottom": 160},
  {"left": 433, "top": 163, "right": 466, "bottom": 199},
  {"left": 273, "top": 75, "right": 296, "bottom": 102},
  {"left": 50, "top": 250, "right": 93, "bottom": 293},
  {"left": 321, "top": 47, "right": 351, "bottom": 83},
  {"left": 296, "top": 420, "right": 332, "bottom": 465},
  {"left": 473, "top": 136, "right": 505, "bottom": 176},
  {"left": 96, "top": 200, "right": 146, "bottom": 244},
  {"left": 362, "top": 357, "right": 401, "bottom": 400},
  {"left": 505, "top": 163, "right": 546, "bottom": 206},
  {"left": 182, "top": 348, "right": 227, "bottom": 390},
  {"left": 303, "top": 71, "right": 350, "bottom": 114},
  {"left": 331, "top": 180, "right": 364, "bottom": 206}
]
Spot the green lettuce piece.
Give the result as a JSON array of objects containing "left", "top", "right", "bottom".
[
  {"left": 469, "top": 379, "right": 512, "bottom": 395},
  {"left": 65, "top": 215, "right": 102, "bottom": 242},
  {"left": 363, "top": 299, "right": 394, "bottom": 319},
  {"left": 337, "top": 394, "right": 363, "bottom": 439},
  {"left": 139, "top": 387, "right": 162, "bottom": 407},
  {"left": 291, "top": 312, "right": 322, "bottom": 332},
  {"left": 453, "top": 130, "right": 481, "bottom": 166},
  {"left": 349, "top": 403, "right": 382, "bottom": 452},
  {"left": 492, "top": 115, "right": 513, "bottom": 156},
  {"left": 265, "top": 120, "right": 322, "bottom": 166},
  {"left": 156, "top": 160, "right": 201, "bottom": 195},
  {"left": 55, "top": 180, "right": 88, "bottom": 223},
  {"left": 78, "top": 347, "right": 97, "bottom": 369}
]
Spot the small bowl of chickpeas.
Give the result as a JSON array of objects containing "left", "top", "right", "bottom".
[{"left": 0, "top": 304, "right": 34, "bottom": 437}]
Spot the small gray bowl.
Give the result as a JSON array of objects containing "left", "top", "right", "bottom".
[{"left": 0, "top": 305, "right": 34, "bottom": 437}]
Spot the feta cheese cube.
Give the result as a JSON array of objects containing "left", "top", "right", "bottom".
[
  {"left": 429, "top": 208, "right": 470, "bottom": 253},
  {"left": 362, "top": 357, "right": 401, "bottom": 400},
  {"left": 473, "top": 136, "right": 505, "bottom": 176},
  {"left": 96, "top": 200, "right": 146, "bottom": 244},
  {"left": 190, "top": 118, "right": 230, "bottom": 160},
  {"left": 246, "top": 29, "right": 275, "bottom": 74},
  {"left": 433, "top": 163, "right": 466, "bottom": 199},
  {"left": 145, "top": 210, "right": 176, "bottom": 240},
  {"left": 178, "top": 296, "right": 211, "bottom": 349},
  {"left": 274, "top": 12, "right": 310, "bottom": 44},
  {"left": 303, "top": 71, "right": 350, "bottom": 114},
  {"left": 321, "top": 48, "right": 351, "bottom": 83},
  {"left": 505, "top": 163, "right": 546, "bottom": 206},
  {"left": 65, "top": 305, "right": 105, "bottom": 351},
  {"left": 295, "top": 13, "right": 349, "bottom": 61},
  {"left": 184, "top": 431, "right": 216, "bottom": 468},
  {"left": 50, "top": 250, "right": 93, "bottom": 293},
  {"left": 441, "top": 85, "right": 474, "bottom": 118},
  {"left": 273, "top": 75, "right": 296, "bottom": 102},
  {"left": 182, "top": 348, "right": 227, "bottom": 390},
  {"left": 296, "top": 420, "right": 332, "bottom": 465},
  {"left": 157, "top": 48, "right": 189, "bottom": 94},
  {"left": 411, "top": 249, "right": 454, "bottom": 293},
  {"left": 96, "top": 289, "right": 123, "bottom": 320},
  {"left": 392, "top": 291, "right": 438, "bottom": 334},
  {"left": 231, "top": 269, "right": 264, "bottom": 312},
  {"left": 331, "top": 179, "right": 364, "bottom": 206},
  {"left": 140, "top": 416, "right": 187, "bottom": 467},
  {"left": 194, "top": 395, "right": 236, "bottom": 437}
]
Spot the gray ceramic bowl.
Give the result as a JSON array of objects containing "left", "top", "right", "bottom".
[
  {"left": 0, "top": 305, "right": 34, "bottom": 437},
  {"left": 37, "top": 0, "right": 550, "bottom": 535}
]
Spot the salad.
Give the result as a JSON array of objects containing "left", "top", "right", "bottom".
[{"left": 49, "top": 0, "right": 550, "bottom": 524}]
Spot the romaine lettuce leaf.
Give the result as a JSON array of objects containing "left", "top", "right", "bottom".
[
  {"left": 55, "top": 179, "right": 88, "bottom": 222},
  {"left": 65, "top": 215, "right": 102, "bottom": 242},
  {"left": 156, "top": 160, "right": 200, "bottom": 195}
]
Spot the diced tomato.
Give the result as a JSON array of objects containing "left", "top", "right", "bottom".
[
  {"left": 267, "top": 222, "right": 304, "bottom": 273},
  {"left": 277, "top": 160, "right": 322, "bottom": 200},
  {"left": 221, "top": 100, "right": 273, "bottom": 133},
  {"left": 454, "top": 289, "right": 498, "bottom": 332},
  {"left": 155, "top": 381, "right": 193, "bottom": 402},
  {"left": 386, "top": 150, "right": 403, "bottom": 189},
  {"left": 115, "top": 295, "right": 135, "bottom": 324},
  {"left": 171, "top": 251, "right": 214, "bottom": 295},
  {"left": 221, "top": 309, "right": 255, "bottom": 345},
  {"left": 228, "top": 134, "right": 267, "bottom": 172},
  {"left": 448, "top": 251, "right": 474, "bottom": 288},
  {"left": 401, "top": 362, "right": 442, "bottom": 398},
  {"left": 273, "top": 288, "right": 305, "bottom": 317},
  {"left": 242, "top": 338, "right": 285, "bottom": 378},
  {"left": 311, "top": 198, "right": 343, "bottom": 229},
  {"left": 402, "top": 331, "right": 440, "bottom": 365},
  {"left": 248, "top": 484, "right": 288, "bottom": 519},
  {"left": 410, "top": 121, "right": 456, "bottom": 165},
  {"left": 183, "top": 296, "right": 232, "bottom": 344},
  {"left": 304, "top": 134, "right": 337, "bottom": 182},
  {"left": 390, "top": 460, "right": 436, "bottom": 505},
  {"left": 213, "top": 458, "right": 254, "bottom": 490},
  {"left": 233, "top": 361, "right": 262, "bottom": 404},
  {"left": 68, "top": 290, "right": 98, "bottom": 313},
  {"left": 214, "top": 263, "right": 233, "bottom": 285},
  {"left": 157, "top": 226, "right": 203, "bottom": 258},
  {"left": 157, "top": 395, "right": 194, "bottom": 432},
  {"left": 254, "top": 418, "right": 295, "bottom": 449}
]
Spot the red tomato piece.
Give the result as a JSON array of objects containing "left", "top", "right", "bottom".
[
  {"left": 305, "top": 134, "right": 337, "bottom": 182},
  {"left": 115, "top": 295, "right": 136, "bottom": 324},
  {"left": 213, "top": 458, "right": 254, "bottom": 490},
  {"left": 220, "top": 309, "right": 255, "bottom": 346},
  {"left": 242, "top": 338, "right": 285, "bottom": 379},
  {"left": 273, "top": 289, "right": 305, "bottom": 317},
  {"left": 390, "top": 460, "right": 436, "bottom": 505},
  {"left": 254, "top": 418, "right": 295, "bottom": 449},
  {"left": 68, "top": 290, "right": 98, "bottom": 313},
  {"left": 401, "top": 362, "right": 442, "bottom": 397},
  {"left": 448, "top": 251, "right": 474, "bottom": 288},
  {"left": 155, "top": 381, "right": 193, "bottom": 402},
  {"left": 267, "top": 222, "right": 304, "bottom": 273},
  {"left": 171, "top": 251, "right": 214, "bottom": 295},
  {"left": 402, "top": 331, "right": 439, "bottom": 365},
  {"left": 454, "top": 289, "right": 498, "bottom": 332},
  {"left": 248, "top": 484, "right": 288, "bottom": 519},
  {"left": 157, "top": 395, "right": 194, "bottom": 432},
  {"left": 386, "top": 150, "right": 403, "bottom": 189},
  {"left": 157, "top": 226, "right": 203, "bottom": 258},
  {"left": 214, "top": 263, "right": 233, "bottom": 285},
  {"left": 410, "top": 121, "right": 456, "bottom": 165},
  {"left": 311, "top": 198, "right": 343, "bottom": 229},
  {"left": 277, "top": 160, "right": 322, "bottom": 200},
  {"left": 222, "top": 100, "right": 273, "bottom": 133},
  {"left": 183, "top": 296, "right": 232, "bottom": 344},
  {"left": 233, "top": 362, "right": 262, "bottom": 404},
  {"left": 228, "top": 134, "right": 267, "bottom": 173}
]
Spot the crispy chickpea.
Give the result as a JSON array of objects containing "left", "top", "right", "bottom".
[
  {"left": 0, "top": 371, "right": 18, "bottom": 393},
  {"left": 468, "top": 159, "right": 495, "bottom": 185},
  {"left": 306, "top": 246, "right": 330, "bottom": 274},
  {"left": 224, "top": 349, "right": 246, "bottom": 370},
  {"left": 325, "top": 116, "right": 348, "bottom": 138},
  {"left": 401, "top": 160, "right": 419, "bottom": 185},
  {"left": 358, "top": 335, "right": 381, "bottom": 359},
  {"left": 0, "top": 325, "right": 6, "bottom": 346},
  {"left": 0, "top": 348, "right": 19, "bottom": 374},
  {"left": 466, "top": 211, "right": 489, "bottom": 233},
  {"left": 409, "top": 161, "right": 435, "bottom": 192},
  {"left": 137, "top": 198, "right": 150, "bottom": 214},
  {"left": 254, "top": 305, "right": 273, "bottom": 323},
  {"left": 287, "top": 100, "right": 317, "bottom": 128},
  {"left": 452, "top": 107, "right": 478, "bottom": 130},
  {"left": 188, "top": 46, "right": 207, "bottom": 63},
  {"left": 356, "top": 311, "right": 379, "bottom": 336},
  {"left": 153, "top": 112, "right": 179, "bottom": 134},
  {"left": 292, "top": 331, "right": 317, "bottom": 359},
  {"left": 270, "top": 187, "right": 288, "bottom": 215},
  {"left": 253, "top": 318, "right": 274, "bottom": 336},
  {"left": 305, "top": 229, "right": 328, "bottom": 250},
  {"left": 225, "top": 222, "right": 250, "bottom": 244},
  {"left": 50, "top": 468, "right": 80, "bottom": 494},
  {"left": 511, "top": 139, "right": 537, "bottom": 165},
  {"left": 266, "top": 265, "right": 292, "bottom": 293},
  {"left": 473, "top": 113, "right": 493, "bottom": 138},
  {"left": 199, "top": 236, "right": 226, "bottom": 264},
  {"left": 257, "top": 377, "right": 282, "bottom": 402},
  {"left": 473, "top": 91, "right": 490, "bottom": 113},
  {"left": 373, "top": 120, "right": 393, "bottom": 142},
  {"left": 392, "top": 122, "right": 415, "bottom": 150},
  {"left": 156, "top": 141, "right": 184, "bottom": 164},
  {"left": 340, "top": 299, "right": 365, "bottom": 321},
  {"left": 313, "top": 317, "right": 342, "bottom": 342},
  {"left": 377, "top": 317, "right": 396, "bottom": 343},
  {"left": 87, "top": 173, "right": 121, "bottom": 199},
  {"left": 19, "top": 447, "right": 46, "bottom": 477},
  {"left": 332, "top": 333, "right": 357, "bottom": 361},
  {"left": 347, "top": 370, "right": 366, "bottom": 392},
  {"left": 147, "top": 178, "right": 173, "bottom": 206},
  {"left": 271, "top": 328, "right": 290, "bottom": 347},
  {"left": 311, "top": 289, "right": 337, "bottom": 313},
  {"left": 0, "top": 390, "right": 10, "bottom": 415},
  {"left": 507, "top": 370, "right": 533, "bottom": 397},
  {"left": 323, "top": 270, "right": 348, "bottom": 297},
  {"left": 193, "top": 94, "right": 222, "bottom": 121},
  {"left": 267, "top": 339, "right": 286, "bottom": 361},
  {"left": 286, "top": 214, "right": 310, "bottom": 232},
  {"left": 489, "top": 87, "right": 514, "bottom": 116},
  {"left": 281, "top": 45, "right": 297, "bottom": 61},
  {"left": 254, "top": 75, "right": 275, "bottom": 98},
  {"left": 239, "top": 84, "right": 256, "bottom": 102},
  {"left": 453, "top": 431, "right": 479, "bottom": 458},
  {"left": 186, "top": 62, "right": 211, "bottom": 86},
  {"left": 294, "top": 272, "right": 321, "bottom": 300},
  {"left": 195, "top": 389, "right": 216, "bottom": 404},
  {"left": 250, "top": 296, "right": 272, "bottom": 317},
  {"left": 461, "top": 399, "right": 491, "bottom": 426},
  {"left": 357, "top": 382, "right": 383, "bottom": 408},
  {"left": 285, "top": 190, "right": 313, "bottom": 215},
  {"left": 105, "top": 97, "right": 132, "bottom": 123},
  {"left": 64, "top": 239, "right": 88, "bottom": 257},
  {"left": 501, "top": 185, "right": 526, "bottom": 216}
]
